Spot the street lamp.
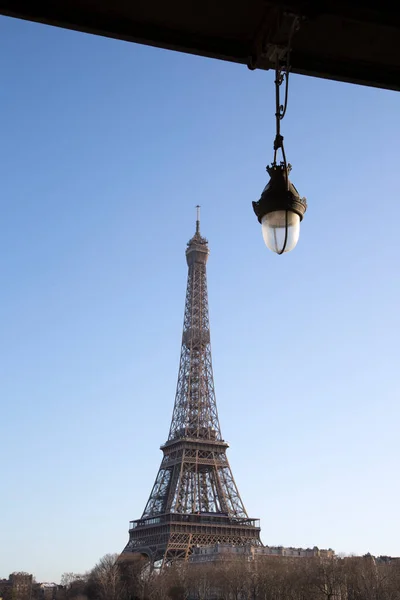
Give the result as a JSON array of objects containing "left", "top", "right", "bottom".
[
  {"left": 252, "top": 20, "right": 307, "bottom": 255},
  {"left": 253, "top": 163, "right": 306, "bottom": 254}
]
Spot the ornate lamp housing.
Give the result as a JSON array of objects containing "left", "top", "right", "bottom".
[{"left": 252, "top": 163, "right": 307, "bottom": 254}]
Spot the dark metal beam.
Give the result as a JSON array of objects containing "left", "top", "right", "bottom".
[{"left": 1, "top": 1, "right": 400, "bottom": 91}]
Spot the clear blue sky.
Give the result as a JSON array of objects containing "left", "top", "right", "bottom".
[{"left": 1, "top": 14, "right": 399, "bottom": 583}]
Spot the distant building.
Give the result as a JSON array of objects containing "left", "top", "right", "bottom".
[
  {"left": 254, "top": 545, "right": 335, "bottom": 559},
  {"left": 190, "top": 543, "right": 335, "bottom": 563},
  {"left": 0, "top": 573, "right": 33, "bottom": 600},
  {"left": 36, "top": 583, "right": 59, "bottom": 600},
  {"left": 375, "top": 555, "right": 400, "bottom": 564}
]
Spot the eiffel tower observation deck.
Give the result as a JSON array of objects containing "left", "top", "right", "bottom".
[{"left": 122, "top": 208, "right": 261, "bottom": 566}]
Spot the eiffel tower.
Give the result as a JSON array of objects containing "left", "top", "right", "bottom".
[{"left": 122, "top": 208, "right": 261, "bottom": 566}]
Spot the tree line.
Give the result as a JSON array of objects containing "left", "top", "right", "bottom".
[{"left": 60, "top": 552, "right": 400, "bottom": 600}]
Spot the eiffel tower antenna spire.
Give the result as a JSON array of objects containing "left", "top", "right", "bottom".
[{"left": 122, "top": 214, "right": 261, "bottom": 566}]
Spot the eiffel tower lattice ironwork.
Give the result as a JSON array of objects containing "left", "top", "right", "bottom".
[{"left": 122, "top": 208, "right": 262, "bottom": 566}]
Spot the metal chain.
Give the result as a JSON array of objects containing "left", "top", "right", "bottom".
[
  {"left": 273, "top": 58, "right": 288, "bottom": 172},
  {"left": 272, "top": 16, "right": 299, "bottom": 175}
]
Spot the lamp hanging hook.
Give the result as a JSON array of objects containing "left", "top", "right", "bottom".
[{"left": 271, "top": 15, "right": 300, "bottom": 188}]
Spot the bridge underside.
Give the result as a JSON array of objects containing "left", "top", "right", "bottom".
[{"left": 1, "top": 1, "right": 400, "bottom": 91}]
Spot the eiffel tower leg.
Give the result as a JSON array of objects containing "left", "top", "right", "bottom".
[{"left": 162, "top": 532, "right": 192, "bottom": 569}]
